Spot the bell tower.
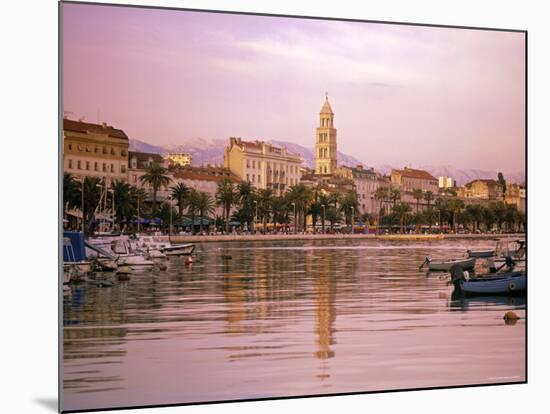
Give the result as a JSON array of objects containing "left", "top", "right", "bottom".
[{"left": 315, "top": 94, "right": 337, "bottom": 175}]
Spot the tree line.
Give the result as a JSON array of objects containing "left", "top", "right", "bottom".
[{"left": 63, "top": 163, "right": 525, "bottom": 235}]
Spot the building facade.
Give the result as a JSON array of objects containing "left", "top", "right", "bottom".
[
  {"left": 63, "top": 118, "right": 129, "bottom": 184},
  {"left": 458, "top": 179, "right": 503, "bottom": 200},
  {"left": 165, "top": 152, "right": 192, "bottom": 167},
  {"left": 223, "top": 137, "right": 302, "bottom": 196},
  {"left": 315, "top": 96, "right": 337, "bottom": 175},
  {"left": 438, "top": 176, "right": 455, "bottom": 189},
  {"left": 390, "top": 167, "right": 439, "bottom": 194},
  {"left": 334, "top": 165, "right": 380, "bottom": 214},
  {"left": 127, "top": 151, "right": 165, "bottom": 188}
]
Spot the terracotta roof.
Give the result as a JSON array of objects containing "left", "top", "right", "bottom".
[
  {"left": 173, "top": 166, "right": 240, "bottom": 183},
  {"left": 63, "top": 119, "right": 128, "bottom": 140},
  {"left": 320, "top": 96, "right": 334, "bottom": 115},
  {"left": 395, "top": 167, "right": 437, "bottom": 181},
  {"left": 465, "top": 179, "right": 500, "bottom": 187},
  {"left": 128, "top": 151, "right": 164, "bottom": 168}
]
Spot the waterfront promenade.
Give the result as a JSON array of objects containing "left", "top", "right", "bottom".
[{"left": 168, "top": 232, "right": 525, "bottom": 244}]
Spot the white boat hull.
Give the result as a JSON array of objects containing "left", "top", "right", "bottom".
[
  {"left": 163, "top": 244, "right": 195, "bottom": 256},
  {"left": 117, "top": 254, "right": 155, "bottom": 269}
]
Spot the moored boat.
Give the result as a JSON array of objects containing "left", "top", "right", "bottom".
[
  {"left": 133, "top": 235, "right": 194, "bottom": 256},
  {"left": 420, "top": 256, "right": 476, "bottom": 272},
  {"left": 467, "top": 249, "right": 495, "bottom": 258},
  {"left": 450, "top": 264, "right": 526, "bottom": 296}
]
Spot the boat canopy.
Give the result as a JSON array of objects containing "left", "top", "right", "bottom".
[{"left": 63, "top": 231, "right": 86, "bottom": 262}]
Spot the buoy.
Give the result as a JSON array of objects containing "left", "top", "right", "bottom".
[{"left": 503, "top": 311, "right": 520, "bottom": 321}]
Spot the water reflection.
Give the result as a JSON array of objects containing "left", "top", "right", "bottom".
[{"left": 63, "top": 239, "right": 525, "bottom": 411}]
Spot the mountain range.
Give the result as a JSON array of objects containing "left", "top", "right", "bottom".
[{"left": 129, "top": 138, "right": 524, "bottom": 186}]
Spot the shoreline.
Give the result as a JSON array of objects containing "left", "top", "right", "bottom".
[{"left": 168, "top": 233, "right": 525, "bottom": 244}]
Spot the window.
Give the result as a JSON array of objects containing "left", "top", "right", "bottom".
[
  {"left": 102, "top": 147, "right": 107, "bottom": 154},
  {"left": 252, "top": 160, "right": 255, "bottom": 169},
  {"left": 252, "top": 174, "right": 255, "bottom": 182},
  {"left": 94, "top": 162, "right": 98, "bottom": 171},
  {"left": 133, "top": 175, "right": 137, "bottom": 183},
  {"left": 246, "top": 160, "right": 250, "bottom": 168},
  {"left": 94, "top": 147, "right": 98, "bottom": 153},
  {"left": 246, "top": 174, "right": 250, "bottom": 182},
  {"left": 121, "top": 165, "right": 126, "bottom": 173},
  {"left": 111, "top": 163, "right": 114, "bottom": 172},
  {"left": 85, "top": 161, "right": 90, "bottom": 170},
  {"left": 111, "top": 148, "right": 115, "bottom": 155},
  {"left": 68, "top": 159, "right": 73, "bottom": 169},
  {"left": 121, "top": 149, "right": 127, "bottom": 156},
  {"left": 77, "top": 160, "right": 81, "bottom": 169},
  {"left": 77, "top": 144, "right": 82, "bottom": 151},
  {"left": 102, "top": 163, "right": 106, "bottom": 172},
  {"left": 68, "top": 143, "right": 73, "bottom": 151},
  {"left": 258, "top": 175, "right": 261, "bottom": 183},
  {"left": 85, "top": 146, "right": 90, "bottom": 152}
]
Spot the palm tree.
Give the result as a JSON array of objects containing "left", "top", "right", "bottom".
[
  {"left": 78, "top": 176, "right": 102, "bottom": 235},
  {"left": 393, "top": 202, "right": 412, "bottom": 234},
  {"left": 110, "top": 180, "right": 133, "bottom": 225},
  {"left": 465, "top": 204, "right": 483, "bottom": 232},
  {"left": 170, "top": 182, "right": 189, "bottom": 218},
  {"left": 256, "top": 188, "right": 274, "bottom": 233},
  {"left": 287, "top": 183, "right": 313, "bottom": 232},
  {"left": 271, "top": 196, "right": 290, "bottom": 231},
  {"left": 423, "top": 191, "right": 434, "bottom": 229},
  {"left": 447, "top": 198, "right": 465, "bottom": 233},
  {"left": 185, "top": 189, "right": 200, "bottom": 235},
  {"left": 374, "top": 186, "right": 389, "bottom": 234},
  {"left": 339, "top": 190, "right": 359, "bottom": 228},
  {"left": 63, "top": 172, "right": 80, "bottom": 212},
  {"left": 412, "top": 189, "right": 424, "bottom": 214},
  {"left": 196, "top": 191, "right": 215, "bottom": 234},
  {"left": 482, "top": 206, "right": 495, "bottom": 232},
  {"left": 434, "top": 197, "right": 448, "bottom": 232},
  {"left": 235, "top": 181, "right": 256, "bottom": 231},
  {"left": 216, "top": 178, "right": 236, "bottom": 233},
  {"left": 139, "top": 163, "right": 171, "bottom": 211},
  {"left": 389, "top": 187, "right": 401, "bottom": 213},
  {"left": 308, "top": 189, "right": 322, "bottom": 233},
  {"left": 325, "top": 207, "right": 341, "bottom": 232},
  {"left": 327, "top": 192, "right": 341, "bottom": 209},
  {"left": 318, "top": 193, "right": 330, "bottom": 233}
]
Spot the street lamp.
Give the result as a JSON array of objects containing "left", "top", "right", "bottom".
[
  {"left": 169, "top": 196, "right": 173, "bottom": 238},
  {"left": 321, "top": 204, "right": 326, "bottom": 234},
  {"left": 137, "top": 197, "right": 140, "bottom": 234},
  {"left": 291, "top": 202, "right": 296, "bottom": 234},
  {"left": 254, "top": 200, "right": 258, "bottom": 234},
  {"left": 351, "top": 206, "right": 355, "bottom": 234}
]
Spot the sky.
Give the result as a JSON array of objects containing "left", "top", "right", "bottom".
[{"left": 63, "top": 3, "right": 525, "bottom": 173}]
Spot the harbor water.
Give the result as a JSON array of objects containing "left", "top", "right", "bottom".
[{"left": 63, "top": 239, "right": 526, "bottom": 411}]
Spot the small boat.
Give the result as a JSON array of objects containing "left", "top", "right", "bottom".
[
  {"left": 63, "top": 232, "right": 93, "bottom": 274},
  {"left": 133, "top": 235, "right": 195, "bottom": 256},
  {"left": 420, "top": 256, "right": 476, "bottom": 272},
  {"left": 117, "top": 253, "right": 155, "bottom": 270},
  {"left": 467, "top": 249, "right": 495, "bottom": 258},
  {"left": 88, "top": 235, "right": 155, "bottom": 270},
  {"left": 450, "top": 264, "right": 526, "bottom": 296}
]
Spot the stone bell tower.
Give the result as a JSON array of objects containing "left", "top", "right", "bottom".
[{"left": 315, "top": 94, "right": 337, "bottom": 175}]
